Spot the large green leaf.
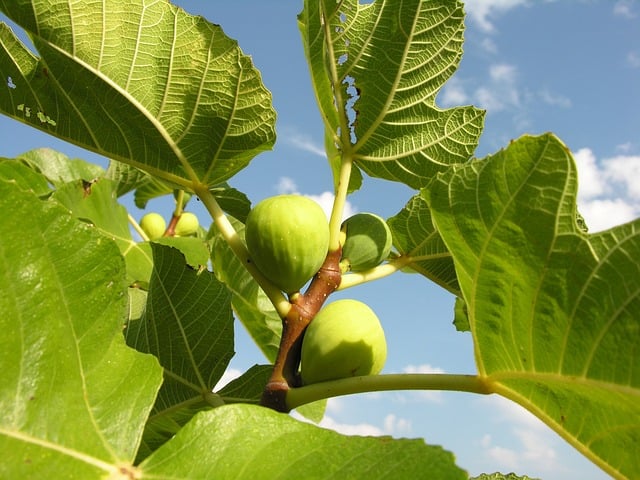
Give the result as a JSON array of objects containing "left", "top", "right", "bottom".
[
  {"left": 0, "top": 0, "right": 275, "bottom": 188},
  {"left": 0, "top": 180, "right": 162, "bottom": 478},
  {"left": 299, "top": 0, "right": 484, "bottom": 190},
  {"left": 0, "top": 157, "right": 50, "bottom": 195},
  {"left": 388, "top": 193, "right": 459, "bottom": 295},
  {"left": 426, "top": 133, "right": 640, "bottom": 479},
  {"left": 15, "top": 148, "right": 105, "bottom": 186},
  {"left": 125, "top": 244, "right": 234, "bottom": 458},
  {"left": 139, "top": 404, "right": 468, "bottom": 479}
]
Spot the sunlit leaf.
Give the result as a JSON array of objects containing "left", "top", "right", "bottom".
[
  {"left": 0, "top": 180, "right": 162, "bottom": 478},
  {"left": 52, "top": 177, "right": 154, "bottom": 285},
  {"left": 16, "top": 148, "right": 105, "bottom": 185},
  {"left": 0, "top": 0, "right": 275, "bottom": 188},
  {"left": 139, "top": 404, "right": 468, "bottom": 479},
  {"left": 427, "top": 133, "right": 640, "bottom": 479},
  {"left": 0, "top": 157, "right": 50, "bottom": 195}
]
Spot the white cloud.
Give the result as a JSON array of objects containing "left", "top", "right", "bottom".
[
  {"left": 613, "top": 0, "right": 637, "bottom": 19},
  {"left": 276, "top": 176, "right": 298, "bottom": 195},
  {"left": 579, "top": 199, "right": 637, "bottom": 233},
  {"left": 464, "top": 0, "right": 529, "bottom": 33},
  {"left": 279, "top": 127, "right": 326, "bottom": 157},
  {"left": 538, "top": 89, "right": 572, "bottom": 108},
  {"left": 573, "top": 148, "right": 640, "bottom": 231},
  {"left": 479, "top": 396, "right": 564, "bottom": 475},
  {"left": 276, "top": 177, "right": 358, "bottom": 223},
  {"left": 383, "top": 413, "right": 413, "bottom": 436},
  {"left": 602, "top": 155, "right": 640, "bottom": 199},
  {"left": 616, "top": 142, "right": 633, "bottom": 153},
  {"left": 403, "top": 364, "right": 446, "bottom": 375},
  {"left": 439, "top": 77, "right": 469, "bottom": 107},
  {"left": 489, "top": 63, "right": 517, "bottom": 83},
  {"left": 308, "top": 191, "right": 358, "bottom": 222},
  {"left": 294, "top": 398, "right": 412, "bottom": 438},
  {"left": 480, "top": 37, "right": 498, "bottom": 54},
  {"left": 319, "top": 414, "right": 385, "bottom": 436},
  {"left": 574, "top": 148, "right": 606, "bottom": 201},
  {"left": 626, "top": 51, "right": 640, "bottom": 68},
  {"left": 473, "top": 63, "right": 520, "bottom": 112}
]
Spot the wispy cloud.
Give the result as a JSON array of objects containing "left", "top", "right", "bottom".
[
  {"left": 626, "top": 51, "right": 640, "bottom": 68},
  {"left": 439, "top": 77, "right": 469, "bottom": 106},
  {"left": 475, "top": 63, "right": 521, "bottom": 112},
  {"left": 478, "top": 396, "right": 566, "bottom": 475},
  {"left": 613, "top": 0, "right": 637, "bottom": 19},
  {"left": 538, "top": 89, "right": 572, "bottom": 108},
  {"left": 279, "top": 126, "right": 326, "bottom": 157},
  {"left": 464, "top": 0, "right": 529, "bottom": 33}
]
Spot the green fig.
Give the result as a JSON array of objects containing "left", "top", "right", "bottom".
[
  {"left": 140, "top": 212, "right": 166, "bottom": 240},
  {"left": 244, "top": 194, "right": 330, "bottom": 294},
  {"left": 175, "top": 212, "right": 199, "bottom": 236},
  {"left": 301, "top": 299, "right": 387, "bottom": 384},
  {"left": 340, "top": 212, "right": 392, "bottom": 272}
]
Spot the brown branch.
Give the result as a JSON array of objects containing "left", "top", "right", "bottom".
[{"left": 261, "top": 248, "right": 342, "bottom": 412}]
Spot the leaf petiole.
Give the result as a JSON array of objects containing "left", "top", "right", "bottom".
[{"left": 286, "top": 373, "right": 492, "bottom": 411}]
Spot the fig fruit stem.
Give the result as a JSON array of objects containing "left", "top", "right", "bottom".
[
  {"left": 262, "top": 249, "right": 343, "bottom": 412},
  {"left": 129, "top": 213, "right": 149, "bottom": 241},
  {"left": 286, "top": 373, "right": 492, "bottom": 411},
  {"left": 328, "top": 154, "right": 353, "bottom": 252},
  {"left": 337, "top": 255, "right": 413, "bottom": 290},
  {"left": 194, "top": 184, "right": 291, "bottom": 318}
]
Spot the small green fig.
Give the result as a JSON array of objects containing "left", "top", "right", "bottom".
[
  {"left": 175, "top": 212, "right": 199, "bottom": 236},
  {"left": 340, "top": 212, "right": 392, "bottom": 272},
  {"left": 300, "top": 299, "right": 387, "bottom": 384},
  {"left": 244, "top": 194, "right": 330, "bottom": 294},
  {"left": 140, "top": 212, "right": 166, "bottom": 240}
]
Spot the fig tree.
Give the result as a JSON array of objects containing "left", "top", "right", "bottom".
[
  {"left": 245, "top": 194, "right": 329, "bottom": 294},
  {"left": 140, "top": 212, "right": 166, "bottom": 240},
  {"left": 175, "top": 212, "right": 199, "bottom": 236},
  {"left": 340, "top": 212, "right": 392, "bottom": 272},
  {"left": 300, "top": 299, "right": 387, "bottom": 384}
]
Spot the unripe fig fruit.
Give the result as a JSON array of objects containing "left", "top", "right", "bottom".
[
  {"left": 340, "top": 212, "right": 392, "bottom": 272},
  {"left": 175, "top": 212, "right": 199, "bottom": 236},
  {"left": 245, "top": 195, "right": 330, "bottom": 294},
  {"left": 140, "top": 212, "right": 166, "bottom": 240},
  {"left": 300, "top": 299, "right": 387, "bottom": 384}
]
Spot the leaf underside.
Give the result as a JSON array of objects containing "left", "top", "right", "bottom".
[
  {"left": 299, "top": 0, "right": 484, "bottom": 191},
  {"left": 427, "top": 133, "right": 640, "bottom": 479},
  {"left": 139, "top": 404, "right": 468, "bottom": 479}
]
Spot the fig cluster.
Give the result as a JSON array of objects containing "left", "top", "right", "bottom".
[
  {"left": 244, "top": 194, "right": 330, "bottom": 294},
  {"left": 300, "top": 299, "right": 387, "bottom": 385},
  {"left": 140, "top": 211, "right": 200, "bottom": 239},
  {"left": 339, "top": 212, "right": 392, "bottom": 272}
]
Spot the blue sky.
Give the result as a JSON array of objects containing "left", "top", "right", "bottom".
[{"left": 1, "top": 1, "right": 638, "bottom": 478}]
